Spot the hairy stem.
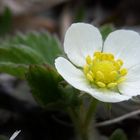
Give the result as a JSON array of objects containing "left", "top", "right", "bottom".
[{"left": 68, "top": 98, "right": 98, "bottom": 140}]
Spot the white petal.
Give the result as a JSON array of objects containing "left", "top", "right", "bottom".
[
  {"left": 127, "top": 64, "right": 140, "bottom": 82},
  {"left": 86, "top": 89, "right": 131, "bottom": 103},
  {"left": 55, "top": 57, "right": 88, "bottom": 90},
  {"left": 64, "top": 23, "right": 102, "bottom": 67},
  {"left": 119, "top": 82, "right": 140, "bottom": 96},
  {"left": 104, "top": 30, "right": 140, "bottom": 68},
  {"left": 55, "top": 57, "right": 131, "bottom": 103},
  {"left": 118, "top": 64, "right": 140, "bottom": 96}
]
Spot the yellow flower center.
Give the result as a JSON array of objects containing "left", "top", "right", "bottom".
[{"left": 83, "top": 51, "right": 127, "bottom": 89}]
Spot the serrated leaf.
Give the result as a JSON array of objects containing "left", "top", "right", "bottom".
[
  {"left": 26, "top": 65, "right": 80, "bottom": 109},
  {"left": 1, "top": 32, "right": 63, "bottom": 66},
  {"left": 110, "top": 129, "right": 128, "bottom": 140},
  {"left": 0, "top": 45, "right": 45, "bottom": 78},
  {"left": 0, "top": 62, "right": 27, "bottom": 78},
  {"left": 0, "top": 45, "right": 46, "bottom": 64},
  {"left": 26, "top": 65, "right": 63, "bottom": 108},
  {"left": 100, "top": 24, "right": 114, "bottom": 40},
  {"left": 0, "top": 32, "right": 63, "bottom": 78}
]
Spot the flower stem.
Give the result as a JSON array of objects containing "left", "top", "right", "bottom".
[
  {"left": 84, "top": 99, "right": 98, "bottom": 128},
  {"left": 68, "top": 98, "right": 98, "bottom": 140}
]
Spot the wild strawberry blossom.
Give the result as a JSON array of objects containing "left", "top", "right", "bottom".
[{"left": 55, "top": 23, "right": 140, "bottom": 102}]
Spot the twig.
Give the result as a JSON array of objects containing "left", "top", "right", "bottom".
[{"left": 95, "top": 109, "right": 140, "bottom": 127}]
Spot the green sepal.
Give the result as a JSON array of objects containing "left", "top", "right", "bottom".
[
  {"left": 100, "top": 24, "right": 114, "bottom": 40},
  {"left": 59, "top": 84, "right": 81, "bottom": 108}
]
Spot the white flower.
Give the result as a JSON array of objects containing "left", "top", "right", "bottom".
[{"left": 55, "top": 23, "right": 140, "bottom": 103}]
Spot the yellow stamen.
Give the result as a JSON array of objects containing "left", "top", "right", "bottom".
[
  {"left": 83, "top": 51, "right": 127, "bottom": 89},
  {"left": 114, "top": 62, "right": 121, "bottom": 70},
  {"left": 84, "top": 65, "right": 89, "bottom": 74},
  {"left": 107, "top": 82, "right": 117, "bottom": 88},
  {"left": 117, "top": 77, "right": 126, "bottom": 84},
  {"left": 86, "top": 55, "right": 92, "bottom": 64},
  {"left": 120, "top": 68, "right": 127, "bottom": 76},
  {"left": 94, "top": 51, "right": 101, "bottom": 57},
  {"left": 87, "top": 73, "right": 94, "bottom": 82},
  {"left": 110, "top": 71, "right": 118, "bottom": 78},
  {"left": 108, "top": 54, "right": 114, "bottom": 60},
  {"left": 101, "top": 54, "right": 107, "bottom": 60},
  {"left": 117, "top": 59, "right": 123, "bottom": 66},
  {"left": 97, "top": 82, "right": 106, "bottom": 88},
  {"left": 89, "top": 71, "right": 94, "bottom": 78}
]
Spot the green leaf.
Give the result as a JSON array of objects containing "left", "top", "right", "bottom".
[
  {"left": 0, "top": 62, "right": 27, "bottom": 78},
  {"left": 100, "top": 24, "right": 114, "bottom": 40},
  {"left": 26, "top": 65, "right": 63, "bottom": 108},
  {"left": 1, "top": 32, "right": 63, "bottom": 66},
  {"left": 0, "top": 45, "right": 46, "bottom": 78},
  {"left": 110, "top": 129, "right": 128, "bottom": 140},
  {"left": 26, "top": 65, "right": 80, "bottom": 109},
  {"left": 0, "top": 45, "right": 46, "bottom": 64},
  {"left": 0, "top": 32, "right": 63, "bottom": 78}
]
